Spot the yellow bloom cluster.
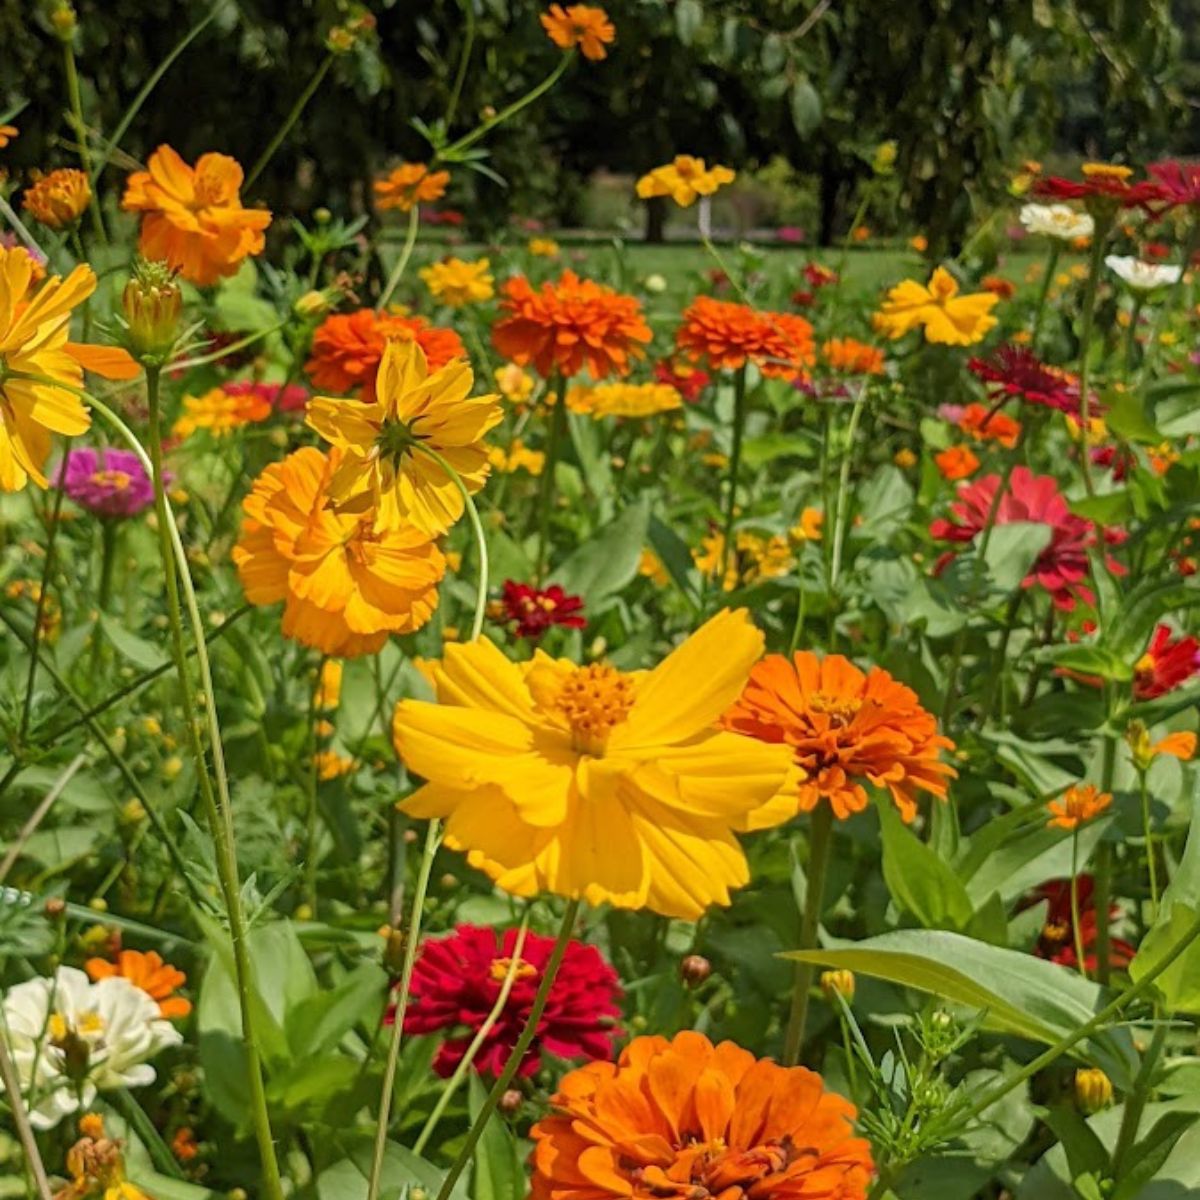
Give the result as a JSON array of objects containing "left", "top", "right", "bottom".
[
  {"left": 420, "top": 257, "right": 495, "bottom": 307},
  {"left": 566, "top": 381, "right": 683, "bottom": 418},
  {"left": 488, "top": 437, "right": 545, "bottom": 475}
]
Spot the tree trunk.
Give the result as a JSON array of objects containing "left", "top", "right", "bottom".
[{"left": 644, "top": 196, "right": 667, "bottom": 244}]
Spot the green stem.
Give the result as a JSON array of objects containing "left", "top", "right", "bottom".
[
  {"left": 444, "top": 0, "right": 477, "bottom": 130},
  {"left": 433, "top": 899, "right": 582, "bottom": 1200},
  {"left": 306, "top": 653, "right": 326, "bottom": 913},
  {"left": 1140, "top": 769, "right": 1160, "bottom": 923},
  {"left": 0, "top": 1032, "right": 52, "bottom": 1200},
  {"left": 827, "top": 383, "right": 870, "bottom": 649},
  {"left": 377, "top": 206, "right": 420, "bottom": 311},
  {"left": 246, "top": 54, "right": 334, "bottom": 191},
  {"left": 980, "top": 590, "right": 1023, "bottom": 726},
  {"left": 1112, "top": 1020, "right": 1167, "bottom": 1179},
  {"left": 718, "top": 364, "right": 748, "bottom": 594},
  {"left": 1123, "top": 295, "right": 1144, "bottom": 377},
  {"left": 1071, "top": 829, "right": 1088, "bottom": 979},
  {"left": 1096, "top": 729, "right": 1117, "bottom": 986},
  {"left": 0, "top": 194, "right": 46, "bottom": 257},
  {"left": 535, "top": 377, "right": 568, "bottom": 583},
  {"left": 1075, "top": 224, "right": 1110, "bottom": 498},
  {"left": 60, "top": 39, "right": 105, "bottom": 243},
  {"left": 1031, "top": 242, "right": 1061, "bottom": 351},
  {"left": 366, "top": 820, "right": 442, "bottom": 1200},
  {"left": 783, "top": 802, "right": 834, "bottom": 1065}
]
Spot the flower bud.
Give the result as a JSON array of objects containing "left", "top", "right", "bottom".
[
  {"left": 1125, "top": 719, "right": 1154, "bottom": 772},
  {"left": 872, "top": 141, "right": 897, "bottom": 176},
  {"left": 50, "top": 2, "right": 77, "bottom": 39},
  {"left": 43, "top": 897, "right": 66, "bottom": 920},
  {"left": 498, "top": 1089, "right": 523, "bottom": 1117},
  {"left": 381, "top": 925, "right": 406, "bottom": 974},
  {"left": 294, "top": 289, "right": 333, "bottom": 319},
  {"left": 679, "top": 954, "right": 712, "bottom": 988},
  {"left": 1075, "top": 1067, "right": 1113, "bottom": 1114},
  {"left": 820, "top": 969, "right": 855, "bottom": 1003},
  {"left": 123, "top": 259, "right": 183, "bottom": 362}
]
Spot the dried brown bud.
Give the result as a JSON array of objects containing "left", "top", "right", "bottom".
[{"left": 680, "top": 954, "right": 712, "bottom": 987}]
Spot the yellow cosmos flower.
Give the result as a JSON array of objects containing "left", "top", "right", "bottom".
[
  {"left": 420, "top": 257, "right": 495, "bottom": 307},
  {"left": 393, "top": 609, "right": 796, "bottom": 920},
  {"left": 873, "top": 266, "right": 999, "bottom": 346},
  {"left": 566, "top": 381, "right": 683, "bottom": 418},
  {"left": 636, "top": 156, "right": 736, "bottom": 208},
  {"left": 306, "top": 337, "right": 502, "bottom": 536}
]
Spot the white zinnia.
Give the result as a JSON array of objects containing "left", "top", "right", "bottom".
[
  {"left": 1, "top": 966, "right": 182, "bottom": 1129},
  {"left": 1104, "top": 255, "right": 1183, "bottom": 292},
  {"left": 1019, "top": 203, "right": 1095, "bottom": 241}
]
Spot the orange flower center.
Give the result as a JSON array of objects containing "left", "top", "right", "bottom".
[
  {"left": 808, "top": 692, "right": 862, "bottom": 728},
  {"left": 556, "top": 663, "right": 636, "bottom": 755},
  {"left": 1043, "top": 920, "right": 1069, "bottom": 943},
  {"left": 638, "top": 1137, "right": 800, "bottom": 1199},
  {"left": 90, "top": 469, "right": 131, "bottom": 491},
  {"left": 488, "top": 956, "right": 537, "bottom": 982}
]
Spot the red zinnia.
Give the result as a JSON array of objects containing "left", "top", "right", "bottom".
[
  {"left": 399, "top": 924, "right": 621, "bottom": 1078},
  {"left": 930, "top": 466, "right": 1123, "bottom": 611},
  {"left": 653, "top": 357, "right": 710, "bottom": 402},
  {"left": 1026, "top": 877, "right": 1134, "bottom": 973},
  {"left": 968, "top": 345, "right": 1082, "bottom": 415},
  {"left": 1034, "top": 163, "right": 1160, "bottom": 209},
  {"left": 1134, "top": 624, "right": 1200, "bottom": 699},
  {"left": 495, "top": 581, "right": 586, "bottom": 640},
  {"left": 1144, "top": 160, "right": 1200, "bottom": 214},
  {"left": 223, "top": 379, "right": 309, "bottom": 415}
]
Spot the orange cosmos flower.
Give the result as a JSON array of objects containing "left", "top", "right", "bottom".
[
  {"left": 122, "top": 146, "right": 272, "bottom": 286},
  {"left": 934, "top": 445, "right": 980, "bottom": 481},
  {"left": 0, "top": 248, "right": 139, "bottom": 492},
  {"left": 305, "top": 308, "right": 465, "bottom": 399},
  {"left": 374, "top": 162, "right": 450, "bottom": 213},
  {"left": 822, "top": 337, "right": 885, "bottom": 375},
  {"left": 530, "top": 1031, "right": 873, "bottom": 1200},
  {"left": 233, "top": 446, "right": 445, "bottom": 657},
  {"left": 172, "top": 385, "right": 272, "bottom": 438},
  {"left": 22, "top": 168, "right": 92, "bottom": 229},
  {"left": 676, "top": 296, "right": 815, "bottom": 378},
  {"left": 1047, "top": 784, "right": 1112, "bottom": 831},
  {"left": 723, "top": 651, "right": 957, "bottom": 823},
  {"left": 540, "top": 4, "right": 616, "bottom": 61},
  {"left": 85, "top": 949, "right": 191, "bottom": 1019},
  {"left": 492, "top": 271, "right": 651, "bottom": 380}
]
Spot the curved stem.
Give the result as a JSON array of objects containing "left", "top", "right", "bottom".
[
  {"left": 1070, "top": 829, "right": 1088, "bottom": 979},
  {"left": 0, "top": 194, "right": 46, "bottom": 257},
  {"left": 61, "top": 39, "right": 105, "bottom": 243},
  {"left": 246, "top": 54, "right": 334, "bottom": 191},
  {"left": 718, "top": 365, "right": 748, "bottom": 594},
  {"left": 783, "top": 802, "right": 833, "bottom": 1065},
  {"left": 377, "top": 206, "right": 420, "bottom": 311}
]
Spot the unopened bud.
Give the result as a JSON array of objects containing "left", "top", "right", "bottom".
[
  {"left": 679, "top": 954, "right": 712, "bottom": 987},
  {"left": 820, "top": 969, "right": 855, "bottom": 1003},
  {"left": 50, "top": 3, "right": 77, "bottom": 39},
  {"left": 43, "top": 897, "right": 66, "bottom": 919},
  {"left": 498, "top": 1089, "right": 523, "bottom": 1117},
  {"left": 1075, "top": 1067, "right": 1113, "bottom": 1114},
  {"left": 1125, "top": 719, "right": 1153, "bottom": 772},
  {"left": 294, "top": 289, "right": 332, "bottom": 319},
  {"left": 123, "top": 259, "right": 182, "bottom": 362},
  {"left": 381, "top": 925, "right": 405, "bottom": 973}
]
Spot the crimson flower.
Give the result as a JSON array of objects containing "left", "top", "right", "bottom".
[
  {"left": 930, "top": 466, "right": 1124, "bottom": 611},
  {"left": 1144, "top": 160, "right": 1200, "bottom": 214},
  {"left": 493, "top": 581, "right": 586, "bottom": 640},
  {"left": 967, "top": 345, "right": 1083, "bottom": 416},
  {"left": 1034, "top": 166, "right": 1160, "bottom": 209},
  {"left": 223, "top": 379, "right": 308, "bottom": 415},
  {"left": 399, "top": 925, "right": 621, "bottom": 1078},
  {"left": 1134, "top": 624, "right": 1200, "bottom": 699},
  {"left": 803, "top": 262, "right": 839, "bottom": 288},
  {"left": 1026, "top": 877, "right": 1135, "bottom": 973},
  {"left": 653, "top": 357, "right": 711, "bottom": 403}
]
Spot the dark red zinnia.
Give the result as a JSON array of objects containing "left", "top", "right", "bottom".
[
  {"left": 496, "top": 581, "right": 586, "bottom": 640},
  {"left": 399, "top": 924, "right": 622, "bottom": 1078},
  {"left": 1134, "top": 624, "right": 1200, "bottom": 700},
  {"left": 1026, "top": 877, "right": 1135, "bottom": 973},
  {"left": 967, "top": 345, "right": 1083, "bottom": 416},
  {"left": 1034, "top": 168, "right": 1160, "bottom": 209},
  {"left": 654, "top": 358, "right": 711, "bottom": 403},
  {"left": 223, "top": 380, "right": 309, "bottom": 414},
  {"left": 1144, "top": 159, "right": 1200, "bottom": 214}
]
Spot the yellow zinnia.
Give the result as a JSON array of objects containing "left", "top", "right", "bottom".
[
  {"left": 636, "top": 156, "right": 736, "bottom": 207},
  {"left": 420, "top": 257, "right": 494, "bottom": 307},
  {"left": 873, "top": 266, "right": 999, "bottom": 346},
  {"left": 306, "top": 337, "right": 502, "bottom": 536},
  {"left": 392, "top": 608, "right": 796, "bottom": 920}
]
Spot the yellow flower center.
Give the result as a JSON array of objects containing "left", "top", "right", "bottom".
[
  {"left": 1043, "top": 920, "right": 1069, "bottom": 943},
  {"left": 49, "top": 1009, "right": 104, "bottom": 1042},
  {"left": 1081, "top": 162, "right": 1132, "bottom": 181},
  {"left": 1134, "top": 652, "right": 1156, "bottom": 676},
  {"left": 488, "top": 956, "right": 538, "bottom": 982},
  {"left": 556, "top": 664, "right": 636, "bottom": 755},
  {"left": 808, "top": 693, "right": 862, "bottom": 728},
  {"left": 90, "top": 469, "right": 132, "bottom": 491}
]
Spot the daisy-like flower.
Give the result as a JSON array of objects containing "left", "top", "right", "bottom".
[
  {"left": 790, "top": 507, "right": 824, "bottom": 543},
  {"left": 566, "top": 381, "right": 682, "bottom": 418},
  {"left": 1133, "top": 624, "right": 1200, "bottom": 699},
  {"left": 723, "top": 651, "right": 956, "bottom": 823},
  {"left": 172, "top": 385, "right": 272, "bottom": 438},
  {"left": 873, "top": 267, "right": 999, "bottom": 346},
  {"left": 22, "top": 168, "right": 92, "bottom": 229},
  {"left": 1034, "top": 162, "right": 1160, "bottom": 211},
  {"left": 1105, "top": 255, "right": 1183, "bottom": 292},
  {"left": 942, "top": 401, "right": 1021, "bottom": 448},
  {"left": 528, "top": 237, "right": 561, "bottom": 258},
  {"left": 635, "top": 156, "right": 735, "bottom": 207},
  {"left": 676, "top": 296, "right": 815, "bottom": 378},
  {"left": 968, "top": 345, "right": 1082, "bottom": 415},
  {"left": 392, "top": 608, "right": 796, "bottom": 920},
  {"left": 1144, "top": 159, "right": 1200, "bottom": 214},
  {"left": 0, "top": 248, "right": 139, "bottom": 492},
  {"left": 233, "top": 446, "right": 446, "bottom": 656},
  {"left": 314, "top": 749, "right": 356, "bottom": 780},
  {"left": 85, "top": 950, "right": 191, "bottom": 1019},
  {"left": 399, "top": 924, "right": 621, "bottom": 1077},
  {"left": 57, "top": 448, "right": 157, "bottom": 518},
  {"left": 530, "top": 1031, "right": 874, "bottom": 1200},
  {"left": 1019, "top": 203, "right": 1095, "bottom": 241},
  {"left": 122, "top": 146, "right": 271, "bottom": 286},
  {"left": 1026, "top": 877, "right": 1134, "bottom": 973},
  {"left": 539, "top": 4, "right": 616, "bottom": 60},
  {"left": 492, "top": 271, "right": 652, "bottom": 380},
  {"left": 2, "top": 966, "right": 182, "bottom": 1130},
  {"left": 495, "top": 363, "right": 536, "bottom": 405},
  {"left": 420, "top": 257, "right": 494, "bottom": 307},
  {"left": 305, "top": 309, "right": 466, "bottom": 399},
  {"left": 934, "top": 445, "right": 979, "bottom": 481},
  {"left": 692, "top": 529, "right": 793, "bottom": 592},
  {"left": 489, "top": 438, "right": 545, "bottom": 475},
  {"left": 306, "top": 338, "right": 501, "bottom": 535},
  {"left": 373, "top": 162, "right": 450, "bottom": 213},
  {"left": 493, "top": 580, "right": 585, "bottom": 640},
  {"left": 1047, "top": 783, "right": 1112, "bottom": 830},
  {"left": 822, "top": 337, "right": 885, "bottom": 375}
]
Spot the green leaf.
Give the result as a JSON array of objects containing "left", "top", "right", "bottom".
[
  {"left": 285, "top": 962, "right": 388, "bottom": 1060},
  {"left": 551, "top": 496, "right": 649, "bottom": 606},
  {"left": 1072, "top": 491, "right": 1133, "bottom": 525},
  {"left": 318, "top": 1144, "right": 469, "bottom": 1200},
  {"left": 1039, "top": 1103, "right": 1111, "bottom": 1181},
  {"left": 674, "top": 0, "right": 703, "bottom": 45},
  {"left": 856, "top": 466, "right": 914, "bottom": 540},
  {"left": 647, "top": 514, "right": 700, "bottom": 604},
  {"left": 1112, "top": 1111, "right": 1200, "bottom": 1200},
  {"left": 981, "top": 522, "right": 1053, "bottom": 593},
  {"left": 469, "top": 1073, "right": 524, "bottom": 1200},
  {"left": 1035, "top": 643, "right": 1133, "bottom": 683},
  {"left": 1104, "top": 388, "right": 1161, "bottom": 444},
  {"left": 98, "top": 616, "right": 169, "bottom": 671},
  {"left": 789, "top": 77, "right": 822, "bottom": 136},
  {"left": 877, "top": 799, "right": 974, "bottom": 931}
]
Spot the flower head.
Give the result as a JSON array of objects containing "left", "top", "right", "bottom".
[
  {"left": 494, "top": 581, "right": 586, "bottom": 640},
  {"left": 223, "top": 378, "right": 309, "bottom": 415},
  {"left": 420, "top": 257, "right": 494, "bottom": 306},
  {"left": 676, "top": 296, "right": 815, "bottom": 377},
  {"left": 1144, "top": 159, "right": 1200, "bottom": 213},
  {"left": 84, "top": 950, "right": 191, "bottom": 1020},
  {"left": 400, "top": 924, "right": 621, "bottom": 1077},
  {"left": 1105, "top": 255, "right": 1182, "bottom": 292},
  {"left": 934, "top": 445, "right": 979, "bottom": 481},
  {"left": 529, "top": 237, "right": 561, "bottom": 258},
  {"left": 23, "top": 168, "right": 92, "bottom": 229},
  {"left": 636, "top": 156, "right": 735, "bottom": 207},
  {"left": 173, "top": 385, "right": 273, "bottom": 438},
  {"left": 233, "top": 446, "right": 445, "bottom": 656},
  {"left": 122, "top": 258, "right": 182, "bottom": 361},
  {"left": 57, "top": 448, "right": 157, "bottom": 518},
  {"left": 374, "top": 162, "right": 450, "bottom": 212},
  {"left": 55, "top": 1114, "right": 152, "bottom": 1200},
  {"left": 307, "top": 337, "right": 501, "bottom": 535},
  {"left": 693, "top": 529, "right": 792, "bottom": 591},
  {"left": 654, "top": 357, "right": 710, "bottom": 402},
  {"left": 1134, "top": 624, "right": 1200, "bottom": 699},
  {"left": 489, "top": 438, "right": 545, "bottom": 475},
  {"left": 0, "top": 125, "right": 17, "bottom": 149},
  {"left": 530, "top": 1031, "right": 874, "bottom": 1200},
  {"left": 822, "top": 337, "right": 885, "bottom": 375},
  {"left": 122, "top": 146, "right": 271, "bottom": 286},
  {"left": 1027, "top": 877, "right": 1134, "bottom": 973},
  {"left": 944, "top": 402, "right": 1021, "bottom": 448},
  {"left": 873, "top": 267, "right": 998, "bottom": 346},
  {"left": 1047, "top": 783, "right": 1112, "bottom": 830},
  {"left": 567, "top": 380, "right": 682, "bottom": 418},
  {"left": 1019, "top": 203, "right": 1095, "bottom": 241},
  {"left": 1034, "top": 163, "right": 1159, "bottom": 212},
  {"left": 540, "top": 4, "right": 616, "bottom": 60},
  {"left": 968, "top": 345, "right": 1082, "bottom": 415},
  {"left": 496, "top": 363, "right": 536, "bottom": 405},
  {"left": 393, "top": 609, "right": 795, "bottom": 920},
  {"left": 315, "top": 660, "right": 343, "bottom": 710},
  {"left": 493, "top": 271, "right": 651, "bottom": 380},
  {"left": 723, "top": 651, "right": 956, "bottom": 823}
]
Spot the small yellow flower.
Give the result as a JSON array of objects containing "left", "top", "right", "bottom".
[
  {"left": 495, "top": 363, "right": 535, "bottom": 404},
  {"left": 0, "top": 125, "right": 18, "bottom": 149},
  {"left": 789, "top": 507, "right": 824, "bottom": 543},
  {"left": 909, "top": 234, "right": 928, "bottom": 253},
  {"left": 636, "top": 156, "right": 736, "bottom": 208},
  {"left": 566, "top": 381, "right": 682, "bottom": 418},
  {"left": 489, "top": 438, "right": 545, "bottom": 475},
  {"left": 314, "top": 750, "right": 356, "bottom": 781},
  {"left": 420, "top": 257, "right": 495, "bottom": 307},
  {"left": 1047, "top": 783, "right": 1112, "bottom": 831},
  {"left": 1082, "top": 162, "right": 1132, "bottom": 181},
  {"left": 894, "top": 448, "right": 917, "bottom": 468},
  {"left": 820, "top": 969, "right": 855, "bottom": 1002},
  {"left": 528, "top": 237, "right": 560, "bottom": 257},
  {"left": 638, "top": 547, "right": 669, "bottom": 586},
  {"left": 1075, "top": 1067, "right": 1114, "bottom": 1114},
  {"left": 873, "top": 267, "right": 998, "bottom": 346},
  {"left": 315, "top": 660, "right": 343, "bottom": 710}
]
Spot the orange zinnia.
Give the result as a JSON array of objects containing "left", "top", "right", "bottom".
[
  {"left": 934, "top": 445, "right": 980, "bottom": 481},
  {"left": 1047, "top": 783, "right": 1112, "bottom": 830},
  {"left": 539, "top": 4, "right": 616, "bottom": 61},
  {"left": 531, "top": 1031, "right": 873, "bottom": 1200},
  {"left": 956, "top": 402, "right": 1020, "bottom": 448},
  {"left": 676, "top": 296, "right": 815, "bottom": 379},
  {"left": 374, "top": 162, "right": 450, "bottom": 213},
  {"left": 122, "top": 146, "right": 272, "bottom": 286},
  {"left": 822, "top": 337, "right": 885, "bottom": 376},
  {"left": 305, "top": 308, "right": 465, "bottom": 399},
  {"left": 233, "top": 446, "right": 445, "bottom": 657},
  {"left": 85, "top": 949, "right": 192, "bottom": 1019},
  {"left": 723, "top": 651, "right": 957, "bottom": 822},
  {"left": 22, "top": 168, "right": 92, "bottom": 229},
  {"left": 492, "top": 271, "right": 651, "bottom": 380}
]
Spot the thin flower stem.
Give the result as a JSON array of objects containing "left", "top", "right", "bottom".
[
  {"left": 0, "top": 1030, "right": 53, "bottom": 1200},
  {"left": 718, "top": 364, "right": 748, "bottom": 593},
  {"left": 60, "top": 39, "right": 106, "bottom": 243},
  {"left": 366, "top": 819, "right": 442, "bottom": 1200},
  {"left": 1096, "top": 729, "right": 1117, "bottom": 986},
  {"left": 1140, "top": 770, "right": 1160, "bottom": 921},
  {"left": 1122, "top": 295, "right": 1144, "bottom": 377},
  {"left": 1070, "top": 829, "right": 1088, "bottom": 979},
  {"left": 246, "top": 54, "right": 334, "bottom": 191},
  {"left": 433, "top": 898, "right": 582, "bottom": 1200},
  {"left": 412, "top": 914, "right": 532, "bottom": 1155},
  {"left": 0, "top": 752, "right": 86, "bottom": 886},
  {"left": 377, "top": 206, "right": 421, "bottom": 311},
  {"left": 1075, "top": 225, "right": 1111, "bottom": 498},
  {"left": 535, "top": 377, "right": 569, "bottom": 584},
  {"left": 827, "top": 383, "right": 870, "bottom": 649},
  {"left": 1112, "top": 1020, "right": 1167, "bottom": 1179},
  {"left": 783, "top": 802, "right": 834, "bottom": 1065},
  {"left": 1031, "top": 242, "right": 1060, "bottom": 351},
  {"left": 414, "top": 444, "right": 490, "bottom": 640},
  {"left": 444, "top": 0, "right": 477, "bottom": 130},
  {"left": 306, "top": 653, "right": 327, "bottom": 913},
  {"left": 0, "top": 194, "right": 46, "bottom": 258}
]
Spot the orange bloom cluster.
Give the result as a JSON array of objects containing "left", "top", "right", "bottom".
[
  {"left": 955, "top": 402, "right": 1021, "bottom": 448},
  {"left": 1047, "top": 784, "right": 1112, "bottom": 831},
  {"left": 374, "top": 163, "right": 450, "bottom": 213},
  {"left": 676, "top": 297, "right": 815, "bottom": 379},
  {"left": 85, "top": 950, "right": 191, "bottom": 1019},
  {"left": 492, "top": 271, "right": 651, "bottom": 380},
  {"left": 934, "top": 445, "right": 980, "bottom": 481},
  {"left": 305, "top": 308, "right": 465, "bottom": 399},
  {"left": 723, "top": 651, "right": 957, "bottom": 822},
  {"left": 540, "top": 4, "right": 616, "bottom": 61},
  {"left": 530, "top": 1031, "right": 873, "bottom": 1200},
  {"left": 173, "top": 385, "right": 272, "bottom": 438},
  {"left": 122, "top": 146, "right": 271, "bottom": 286},
  {"left": 22, "top": 168, "right": 92, "bottom": 229},
  {"left": 233, "top": 446, "right": 445, "bottom": 656},
  {"left": 822, "top": 337, "right": 885, "bottom": 376}
]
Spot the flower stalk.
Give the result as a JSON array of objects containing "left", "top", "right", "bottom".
[{"left": 718, "top": 364, "right": 748, "bottom": 594}]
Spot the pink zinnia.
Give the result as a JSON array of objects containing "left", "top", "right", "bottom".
[{"left": 58, "top": 447, "right": 159, "bottom": 519}]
